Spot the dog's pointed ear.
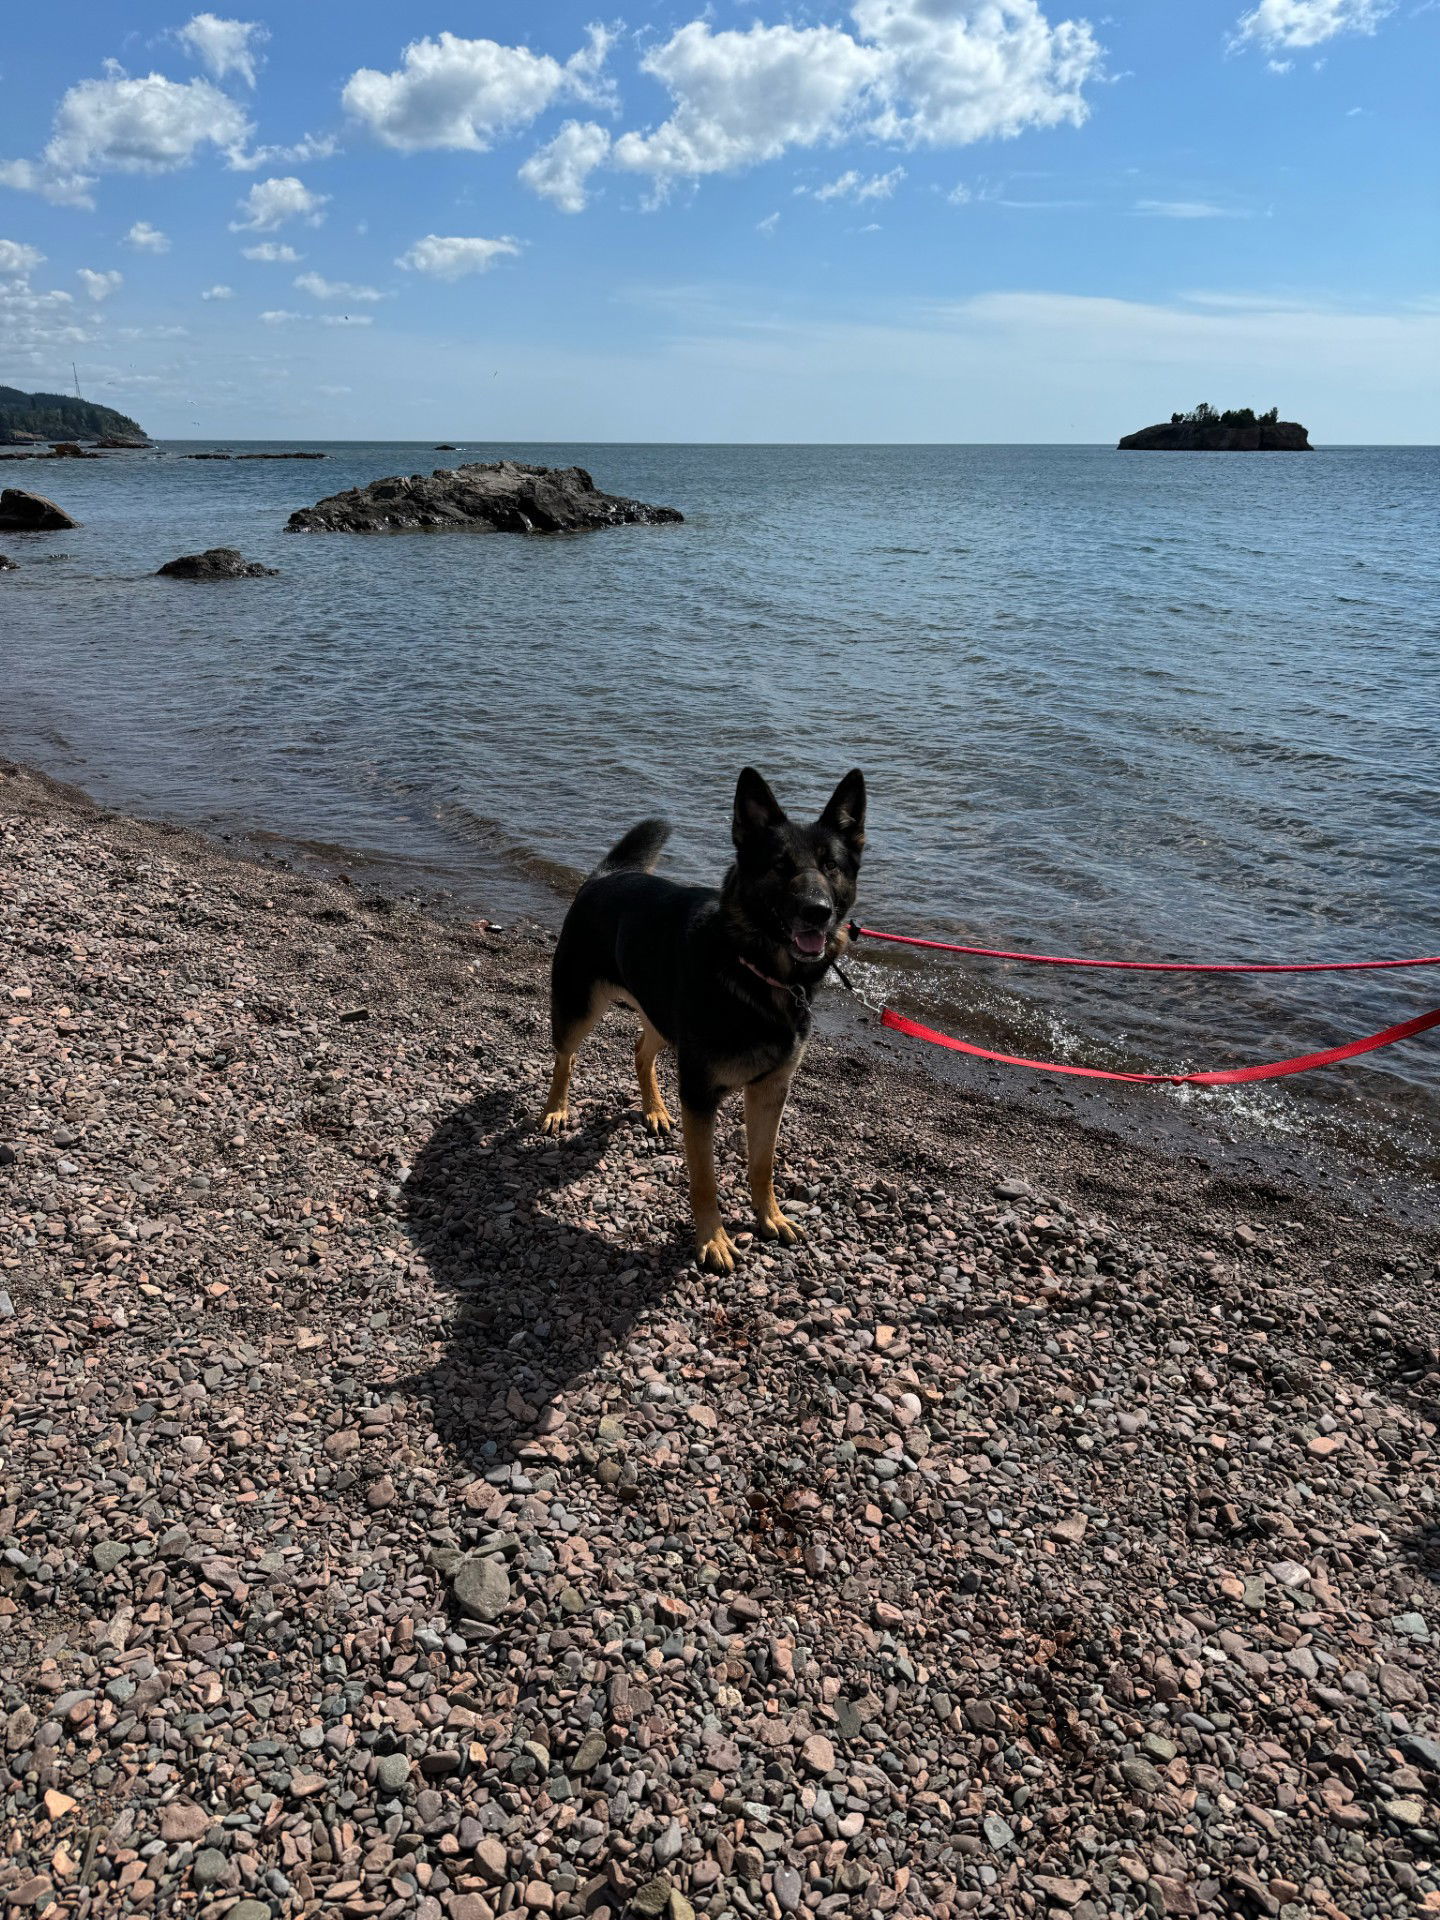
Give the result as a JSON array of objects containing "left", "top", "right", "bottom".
[
  {"left": 819, "top": 768, "right": 866, "bottom": 853},
  {"left": 733, "top": 767, "right": 787, "bottom": 848}
]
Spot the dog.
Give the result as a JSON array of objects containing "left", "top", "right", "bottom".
[{"left": 540, "top": 767, "right": 866, "bottom": 1272}]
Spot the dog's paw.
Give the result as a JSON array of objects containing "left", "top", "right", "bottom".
[
  {"left": 642, "top": 1103, "right": 674, "bottom": 1137},
  {"left": 538, "top": 1106, "right": 570, "bottom": 1135},
  {"left": 696, "top": 1225, "right": 738, "bottom": 1274},
  {"left": 756, "top": 1209, "right": 803, "bottom": 1247}
]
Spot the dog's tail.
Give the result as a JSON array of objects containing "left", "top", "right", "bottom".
[{"left": 590, "top": 818, "right": 671, "bottom": 881}]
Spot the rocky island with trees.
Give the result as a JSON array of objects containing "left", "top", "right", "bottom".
[{"left": 1119, "top": 404, "right": 1311, "bottom": 451}]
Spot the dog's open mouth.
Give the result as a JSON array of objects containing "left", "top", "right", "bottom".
[{"left": 791, "top": 926, "right": 828, "bottom": 960}]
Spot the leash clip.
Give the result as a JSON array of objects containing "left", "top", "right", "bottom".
[{"left": 832, "top": 960, "right": 885, "bottom": 1017}]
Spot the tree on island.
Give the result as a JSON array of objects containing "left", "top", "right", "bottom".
[{"left": 1169, "top": 402, "right": 1281, "bottom": 429}]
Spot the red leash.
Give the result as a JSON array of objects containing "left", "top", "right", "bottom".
[
  {"left": 846, "top": 925, "right": 1440, "bottom": 1085},
  {"left": 851, "top": 924, "right": 1440, "bottom": 974},
  {"left": 879, "top": 1004, "right": 1440, "bottom": 1087}
]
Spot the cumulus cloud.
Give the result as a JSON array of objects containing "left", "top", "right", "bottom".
[
  {"left": 201, "top": 283, "right": 234, "bottom": 298},
  {"left": 320, "top": 314, "right": 372, "bottom": 326},
  {"left": 230, "top": 132, "right": 339, "bottom": 173},
  {"left": 293, "top": 270, "right": 383, "bottom": 302},
  {"left": 230, "top": 175, "right": 329, "bottom": 231},
  {"left": 518, "top": 120, "right": 612, "bottom": 213},
  {"left": 609, "top": 2, "right": 1101, "bottom": 192},
  {"left": 125, "top": 219, "right": 170, "bottom": 252},
  {"left": 260, "top": 308, "right": 301, "bottom": 323},
  {"left": 342, "top": 27, "right": 612, "bottom": 152},
  {"left": 1233, "top": 0, "right": 1393, "bottom": 50},
  {"left": 0, "top": 69, "right": 254, "bottom": 206},
  {"left": 177, "top": 13, "right": 268, "bottom": 88},
  {"left": 0, "top": 239, "right": 45, "bottom": 275},
  {"left": 394, "top": 234, "right": 521, "bottom": 279},
  {"left": 241, "top": 241, "right": 301, "bottom": 262},
  {"left": 77, "top": 267, "right": 123, "bottom": 300},
  {"left": 807, "top": 165, "right": 906, "bottom": 201}
]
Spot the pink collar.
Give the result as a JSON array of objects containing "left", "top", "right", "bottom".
[{"left": 738, "top": 953, "right": 794, "bottom": 994}]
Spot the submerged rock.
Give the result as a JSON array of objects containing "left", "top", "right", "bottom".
[
  {"left": 286, "top": 459, "right": 683, "bottom": 535},
  {"left": 0, "top": 488, "right": 79, "bottom": 530},
  {"left": 157, "top": 547, "right": 278, "bottom": 580}
]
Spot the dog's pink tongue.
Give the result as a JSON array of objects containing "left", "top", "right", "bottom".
[{"left": 793, "top": 928, "right": 826, "bottom": 957}]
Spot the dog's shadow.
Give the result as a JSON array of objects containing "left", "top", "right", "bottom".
[{"left": 402, "top": 1081, "right": 689, "bottom": 1481}]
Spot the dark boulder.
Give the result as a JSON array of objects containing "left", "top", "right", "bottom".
[
  {"left": 95, "top": 436, "right": 151, "bottom": 450},
  {"left": 286, "top": 459, "right": 683, "bottom": 535},
  {"left": 0, "top": 554, "right": 15, "bottom": 571},
  {"left": 0, "top": 488, "right": 80, "bottom": 530},
  {"left": 1119, "top": 419, "right": 1311, "bottom": 451},
  {"left": 157, "top": 547, "right": 278, "bottom": 580},
  {"left": 49, "top": 442, "right": 98, "bottom": 459},
  {"left": 434, "top": 443, "right": 457, "bottom": 450}
]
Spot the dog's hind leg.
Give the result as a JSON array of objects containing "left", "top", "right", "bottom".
[
  {"left": 744, "top": 1064, "right": 802, "bottom": 1246},
  {"left": 634, "top": 1017, "right": 674, "bottom": 1136},
  {"left": 540, "top": 985, "right": 610, "bottom": 1135}
]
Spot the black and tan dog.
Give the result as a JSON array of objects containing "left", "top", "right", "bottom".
[{"left": 540, "top": 768, "right": 866, "bottom": 1272}]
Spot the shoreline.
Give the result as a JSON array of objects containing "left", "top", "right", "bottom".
[
  {"left": 8, "top": 750, "right": 1434, "bottom": 1230},
  {"left": 2, "top": 756, "right": 1438, "bottom": 1915}
]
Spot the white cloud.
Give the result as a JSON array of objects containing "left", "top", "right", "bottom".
[
  {"left": 125, "top": 219, "right": 170, "bottom": 252},
  {"left": 260, "top": 307, "right": 371, "bottom": 327},
  {"left": 610, "top": 3, "right": 1101, "bottom": 192},
  {"left": 293, "top": 270, "right": 384, "bottom": 302},
  {"left": 0, "top": 239, "right": 45, "bottom": 275},
  {"left": 0, "top": 70, "right": 254, "bottom": 206},
  {"left": 1233, "top": 0, "right": 1393, "bottom": 51},
  {"left": 241, "top": 241, "right": 301, "bottom": 262},
  {"left": 177, "top": 13, "right": 268, "bottom": 88},
  {"left": 1135, "top": 199, "right": 1241, "bottom": 218},
  {"left": 947, "top": 182, "right": 973, "bottom": 204},
  {"left": 395, "top": 234, "right": 521, "bottom": 279},
  {"left": 518, "top": 120, "right": 612, "bottom": 213},
  {"left": 230, "top": 175, "right": 329, "bottom": 231},
  {"left": 808, "top": 165, "right": 906, "bottom": 202},
  {"left": 342, "top": 27, "right": 612, "bottom": 152},
  {"left": 756, "top": 211, "right": 781, "bottom": 236},
  {"left": 230, "top": 132, "right": 339, "bottom": 173},
  {"left": 201, "top": 283, "right": 234, "bottom": 299},
  {"left": 77, "top": 267, "right": 123, "bottom": 300},
  {"left": 318, "top": 384, "right": 352, "bottom": 395}
]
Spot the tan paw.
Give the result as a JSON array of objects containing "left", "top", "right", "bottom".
[
  {"left": 756, "top": 1209, "right": 803, "bottom": 1246},
  {"left": 643, "top": 1103, "right": 675, "bottom": 1137},
  {"left": 696, "top": 1225, "right": 738, "bottom": 1274},
  {"left": 539, "top": 1106, "right": 570, "bottom": 1135}
]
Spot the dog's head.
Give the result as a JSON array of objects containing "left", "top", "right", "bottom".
[{"left": 725, "top": 766, "right": 866, "bottom": 971}]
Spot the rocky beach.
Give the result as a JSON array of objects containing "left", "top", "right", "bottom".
[{"left": 1, "top": 760, "right": 1437, "bottom": 1920}]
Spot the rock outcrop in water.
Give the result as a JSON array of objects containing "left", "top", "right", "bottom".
[
  {"left": 156, "top": 547, "right": 278, "bottom": 581},
  {"left": 0, "top": 553, "right": 15, "bottom": 571},
  {"left": 0, "top": 488, "right": 79, "bottom": 531},
  {"left": 286, "top": 460, "right": 683, "bottom": 535},
  {"left": 1120, "top": 406, "right": 1311, "bottom": 451}
]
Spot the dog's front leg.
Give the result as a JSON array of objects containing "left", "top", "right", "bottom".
[
  {"left": 680, "top": 1095, "right": 735, "bottom": 1273},
  {"left": 745, "top": 1064, "right": 801, "bottom": 1246}
]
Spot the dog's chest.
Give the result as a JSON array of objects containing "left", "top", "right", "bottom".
[{"left": 711, "top": 1032, "right": 807, "bottom": 1091}]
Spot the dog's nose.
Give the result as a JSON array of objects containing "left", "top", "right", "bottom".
[{"left": 796, "top": 896, "right": 831, "bottom": 928}]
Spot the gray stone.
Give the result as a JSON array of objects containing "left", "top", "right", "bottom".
[{"left": 451, "top": 1555, "right": 511, "bottom": 1622}]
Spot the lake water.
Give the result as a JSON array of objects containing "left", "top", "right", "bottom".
[{"left": 4, "top": 439, "right": 1438, "bottom": 1168}]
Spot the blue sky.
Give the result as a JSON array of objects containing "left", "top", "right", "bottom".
[{"left": 1, "top": 2, "right": 1435, "bottom": 440}]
